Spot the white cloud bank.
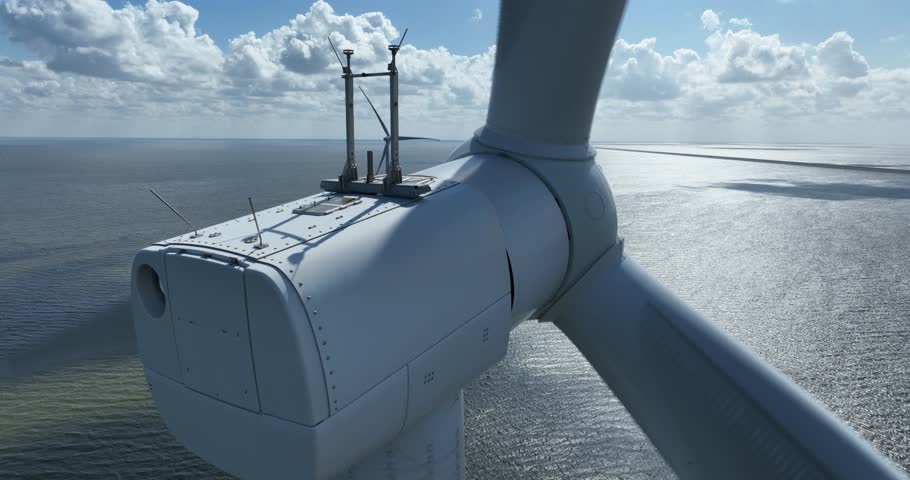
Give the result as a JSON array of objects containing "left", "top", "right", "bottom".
[
  {"left": 701, "top": 9, "right": 721, "bottom": 31},
  {"left": 597, "top": 11, "right": 910, "bottom": 142},
  {"left": 0, "top": 0, "right": 494, "bottom": 137},
  {"left": 729, "top": 17, "right": 753, "bottom": 29},
  {"left": 0, "top": 2, "right": 908, "bottom": 143},
  {"left": 1, "top": 0, "right": 222, "bottom": 84}
]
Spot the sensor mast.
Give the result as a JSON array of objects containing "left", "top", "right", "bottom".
[{"left": 320, "top": 30, "right": 432, "bottom": 199}]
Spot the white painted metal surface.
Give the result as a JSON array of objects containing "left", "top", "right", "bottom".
[
  {"left": 146, "top": 365, "right": 409, "bottom": 479},
  {"left": 132, "top": 246, "right": 182, "bottom": 381},
  {"left": 421, "top": 155, "right": 568, "bottom": 323},
  {"left": 550, "top": 245, "right": 907, "bottom": 479},
  {"left": 244, "top": 261, "right": 329, "bottom": 426},
  {"left": 483, "top": 2, "right": 624, "bottom": 148},
  {"left": 131, "top": 1, "right": 906, "bottom": 478},
  {"left": 474, "top": 1, "right": 905, "bottom": 478},
  {"left": 341, "top": 391, "right": 465, "bottom": 480},
  {"left": 166, "top": 252, "right": 259, "bottom": 411},
  {"left": 449, "top": 137, "right": 618, "bottom": 305},
  {"left": 283, "top": 184, "right": 510, "bottom": 413},
  {"left": 158, "top": 177, "right": 458, "bottom": 261},
  {"left": 131, "top": 156, "right": 563, "bottom": 478}
]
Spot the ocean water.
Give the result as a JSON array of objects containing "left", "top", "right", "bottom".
[{"left": 1, "top": 139, "right": 909, "bottom": 479}]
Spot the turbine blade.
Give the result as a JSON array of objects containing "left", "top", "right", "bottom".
[
  {"left": 375, "top": 141, "right": 389, "bottom": 175},
  {"left": 483, "top": 0, "right": 624, "bottom": 147},
  {"left": 398, "top": 136, "right": 440, "bottom": 141},
  {"left": 359, "top": 86, "right": 390, "bottom": 137},
  {"left": 550, "top": 253, "right": 904, "bottom": 480}
]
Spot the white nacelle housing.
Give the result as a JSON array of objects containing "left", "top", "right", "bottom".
[{"left": 130, "top": 155, "right": 568, "bottom": 479}]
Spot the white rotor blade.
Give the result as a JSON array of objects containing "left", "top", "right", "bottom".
[
  {"left": 375, "top": 141, "right": 390, "bottom": 175},
  {"left": 398, "top": 136, "right": 439, "bottom": 141},
  {"left": 373, "top": 137, "right": 434, "bottom": 174},
  {"left": 485, "top": 0, "right": 624, "bottom": 147},
  {"left": 359, "top": 86, "right": 390, "bottom": 138},
  {"left": 481, "top": 0, "right": 904, "bottom": 477},
  {"left": 550, "top": 252, "right": 904, "bottom": 479}
]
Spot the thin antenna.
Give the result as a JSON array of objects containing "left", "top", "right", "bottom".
[
  {"left": 149, "top": 188, "right": 201, "bottom": 238},
  {"left": 247, "top": 197, "right": 267, "bottom": 249},
  {"left": 328, "top": 37, "right": 345, "bottom": 70},
  {"left": 397, "top": 28, "right": 408, "bottom": 48}
]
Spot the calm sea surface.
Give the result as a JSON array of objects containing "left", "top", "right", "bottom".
[{"left": 1, "top": 139, "right": 909, "bottom": 479}]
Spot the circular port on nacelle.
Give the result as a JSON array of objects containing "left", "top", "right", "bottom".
[{"left": 137, "top": 264, "right": 166, "bottom": 318}]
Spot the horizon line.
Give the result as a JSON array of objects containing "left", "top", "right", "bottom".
[{"left": 1, "top": 136, "right": 907, "bottom": 147}]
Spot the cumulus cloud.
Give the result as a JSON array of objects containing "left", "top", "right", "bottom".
[
  {"left": 606, "top": 38, "right": 698, "bottom": 101},
  {"left": 881, "top": 34, "right": 905, "bottom": 43},
  {"left": 863, "top": 67, "right": 910, "bottom": 117},
  {"left": 470, "top": 8, "right": 482, "bottom": 23},
  {"left": 226, "top": 0, "right": 398, "bottom": 89},
  {"left": 217, "top": 0, "right": 493, "bottom": 108},
  {"left": 0, "top": 0, "right": 908, "bottom": 141},
  {"left": 598, "top": 18, "right": 908, "bottom": 128},
  {"left": 701, "top": 10, "right": 721, "bottom": 31},
  {"left": 0, "top": 0, "right": 496, "bottom": 137},
  {"left": 398, "top": 45, "right": 494, "bottom": 107},
  {"left": 729, "top": 17, "right": 752, "bottom": 29},
  {"left": 0, "top": 56, "right": 56, "bottom": 81},
  {"left": 707, "top": 29, "right": 809, "bottom": 83},
  {"left": 0, "top": 0, "right": 223, "bottom": 85},
  {"left": 816, "top": 32, "right": 869, "bottom": 78}
]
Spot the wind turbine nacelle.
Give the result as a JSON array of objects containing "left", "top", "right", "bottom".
[{"left": 130, "top": 155, "right": 569, "bottom": 478}]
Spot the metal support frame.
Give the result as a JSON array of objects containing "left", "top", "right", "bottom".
[
  {"left": 340, "top": 49, "right": 358, "bottom": 187},
  {"left": 321, "top": 32, "right": 431, "bottom": 199},
  {"left": 386, "top": 44, "right": 402, "bottom": 185},
  {"left": 366, "top": 150, "right": 375, "bottom": 183}
]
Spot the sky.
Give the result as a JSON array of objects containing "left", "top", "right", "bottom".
[{"left": 0, "top": 0, "right": 908, "bottom": 143}]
